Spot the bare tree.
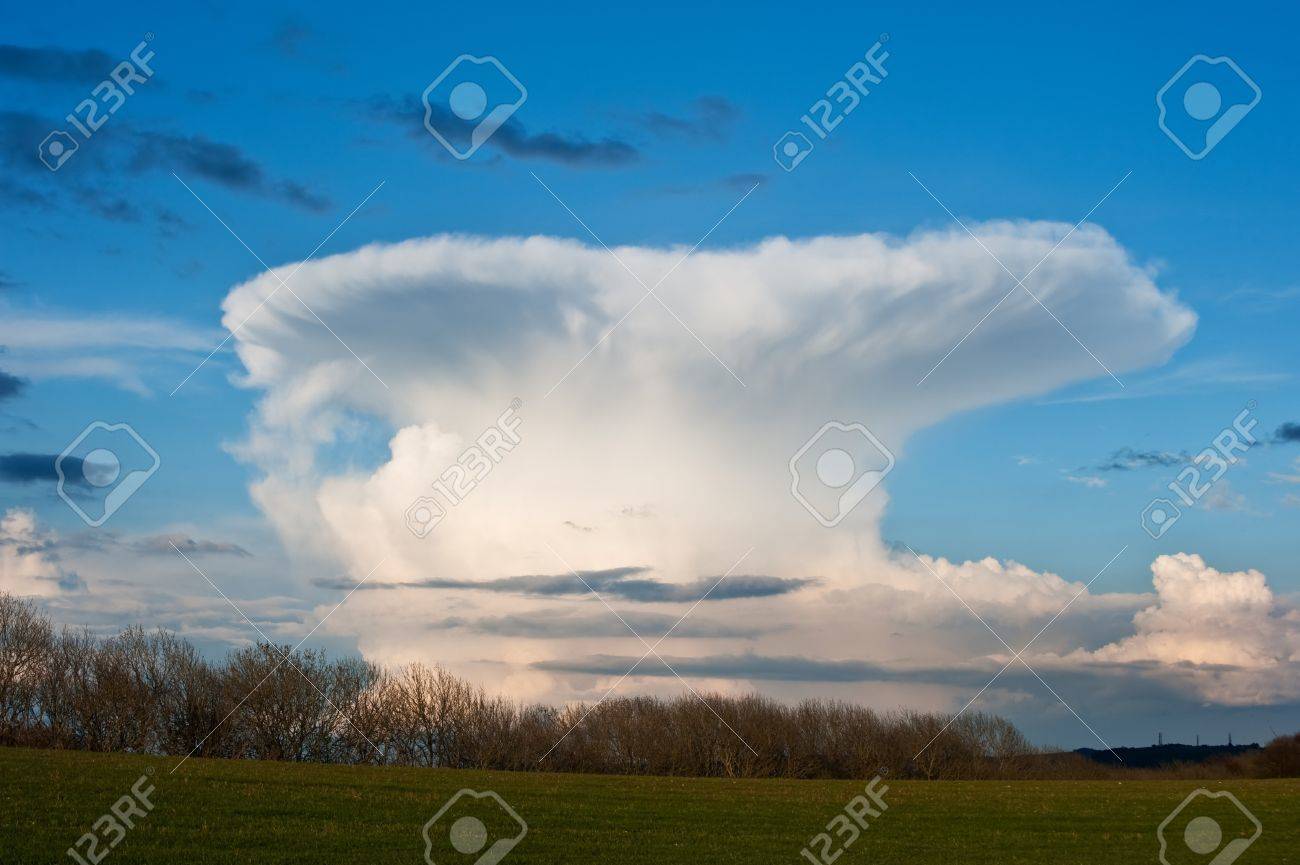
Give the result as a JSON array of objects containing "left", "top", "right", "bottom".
[
  {"left": 0, "top": 594, "right": 52, "bottom": 741},
  {"left": 6, "top": 594, "right": 1297, "bottom": 781},
  {"left": 227, "top": 643, "right": 339, "bottom": 761},
  {"left": 391, "top": 663, "right": 476, "bottom": 768}
]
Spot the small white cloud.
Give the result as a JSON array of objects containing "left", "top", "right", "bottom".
[
  {"left": 1200, "top": 480, "right": 1248, "bottom": 512},
  {"left": 1078, "top": 553, "right": 1299, "bottom": 705},
  {"left": 1265, "top": 457, "right": 1300, "bottom": 485},
  {"left": 0, "top": 508, "right": 80, "bottom": 596},
  {"left": 1064, "top": 474, "right": 1107, "bottom": 488}
]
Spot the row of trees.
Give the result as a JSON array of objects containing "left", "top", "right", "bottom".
[
  {"left": 0, "top": 593, "right": 1034, "bottom": 777},
  {"left": 2, "top": 593, "right": 1295, "bottom": 779}
]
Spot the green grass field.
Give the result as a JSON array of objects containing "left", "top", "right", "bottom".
[{"left": 2, "top": 746, "right": 1295, "bottom": 864}]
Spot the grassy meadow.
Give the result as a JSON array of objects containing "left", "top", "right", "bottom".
[{"left": 2, "top": 746, "right": 1295, "bottom": 864}]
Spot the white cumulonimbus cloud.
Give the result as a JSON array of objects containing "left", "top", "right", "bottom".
[
  {"left": 1076, "top": 553, "right": 1300, "bottom": 705},
  {"left": 209, "top": 222, "right": 1292, "bottom": 711}
]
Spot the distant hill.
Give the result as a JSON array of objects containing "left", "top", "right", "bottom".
[{"left": 1075, "top": 743, "right": 1261, "bottom": 768}]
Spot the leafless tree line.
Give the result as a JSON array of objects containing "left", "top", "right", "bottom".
[{"left": 2, "top": 593, "right": 1296, "bottom": 779}]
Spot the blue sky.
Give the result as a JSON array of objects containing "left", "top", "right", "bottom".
[{"left": 3, "top": 1, "right": 1299, "bottom": 748}]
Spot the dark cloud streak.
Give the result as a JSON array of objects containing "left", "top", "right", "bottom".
[
  {"left": 134, "top": 534, "right": 252, "bottom": 557},
  {"left": 534, "top": 652, "right": 962, "bottom": 683},
  {"left": 57, "top": 531, "right": 252, "bottom": 557},
  {"left": 360, "top": 95, "right": 639, "bottom": 168},
  {"left": 0, "top": 44, "right": 112, "bottom": 83},
  {"left": 1272, "top": 422, "right": 1300, "bottom": 444},
  {"left": 639, "top": 95, "right": 740, "bottom": 141},
  {"left": 489, "top": 117, "right": 638, "bottom": 167},
  {"left": 0, "top": 453, "right": 81, "bottom": 484},
  {"left": 1094, "top": 447, "right": 1190, "bottom": 472},
  {"left": 312, "top": 567, "right": 815, "bottom": 603},
  {"left": 432, "top": 610, "right": 774, "bottom": 639},
  {"left": 0, "top": 369, "right": 24, "bottom": 402},
  {"left": 0, "top": 111, "right": 329, "bottom": 215},
  {"left": 129, "top": 132, "right": 332, "bottom": 212}
]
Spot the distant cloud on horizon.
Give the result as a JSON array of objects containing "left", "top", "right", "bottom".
[
  {"left": 433, "top": 608, "right": 777, "bottom": 640},
  {"left": 312, "top": 568, "right": 817, "bottom": 603}
]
